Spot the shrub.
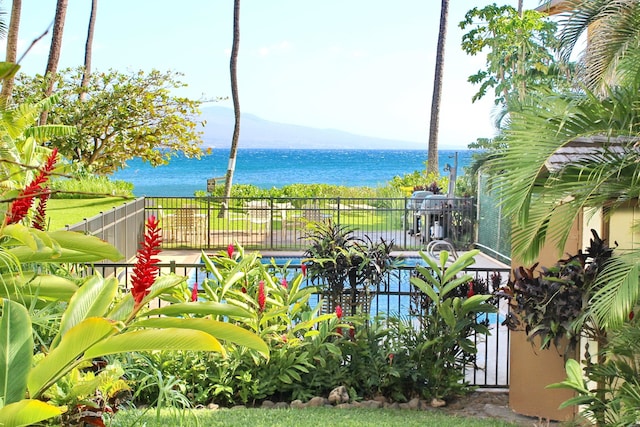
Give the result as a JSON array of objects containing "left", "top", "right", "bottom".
[{"left": 50, "top": 176, "right": 134, "bottom": 198}]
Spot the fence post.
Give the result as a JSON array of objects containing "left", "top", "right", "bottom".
[
  {"left": 169, "top": 260, "right": 176, "bottom": 274},
  {"left": 337, "top": 197, "right": 341, "bottom": 225}
]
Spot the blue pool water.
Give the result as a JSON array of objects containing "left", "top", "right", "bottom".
[{"left": 187, "top": 256, "right": 506, "bottom": 324}]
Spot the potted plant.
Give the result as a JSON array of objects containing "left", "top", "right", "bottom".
[{"left": 302, "top": 221, "right": 398, "bottom": 315}]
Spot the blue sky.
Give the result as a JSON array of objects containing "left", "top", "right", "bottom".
[{"left": 14, "top": 0, "right": 541, "bottom": 149}]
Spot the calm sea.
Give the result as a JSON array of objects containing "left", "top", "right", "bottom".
[{"left": 112, "top": 149, "right": 473, "bottom": 197}]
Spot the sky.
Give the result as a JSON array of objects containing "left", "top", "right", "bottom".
[{"left": 12, "top": 0, "right": 543, "bottom": 149}]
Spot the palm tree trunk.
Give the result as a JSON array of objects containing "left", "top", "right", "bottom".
[
  {"left": 427, "top": 0, "right": 449, "bottom": 175},
  {"left": 219, "top": 0, "right": 241, "bottom": 218},
  {"left": 1, "top": 0, "right": 21, "bottom": 103},
  {"left": 39, "top": 0, "right": 68, "bottom": 125},
  {"left": 80, "top": 0, "right": 97, "bottom": 102}
]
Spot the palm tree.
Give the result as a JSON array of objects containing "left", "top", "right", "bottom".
[
  {"left": 558, "top": 0, "right": 640, "bottom": 93},
  {"left": 219, "top": 0, "right": 241, "bottom": 217},
  {"left": 39, "top": 0, "right": 68, "bottom": 125},
  {"left": 427, "top": 0, "right": 449, "bottom": 175},
  {"left": 80, "top": 0, "right": 98, "bottom": 102},
  {"left": 485, "top": 0, "right": 640, "bottom": 327},
  {"left": 1, "top": 0, "right": 20, "bottom": 102}
]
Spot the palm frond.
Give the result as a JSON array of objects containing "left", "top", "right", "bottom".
[{"left": 590, "top": 251, "right": 640, "bottom": 328}]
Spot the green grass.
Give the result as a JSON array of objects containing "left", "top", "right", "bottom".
[
  {"left": 108, "top": 407, "right": 520, "bottom": 427},
  {"left": 47, "top": 197, "right": 134, "bottom": 230}
]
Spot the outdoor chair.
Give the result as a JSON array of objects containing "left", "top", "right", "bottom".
[
  {"left": 244, "top": 201, "right": 271, "bottom": 234},
  {"left": 425, "top": 239, "right": 458, "bottom": 261}
]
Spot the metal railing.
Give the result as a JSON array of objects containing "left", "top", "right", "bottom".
[
  {"left": 82, "top": 260, "right": 510, "bottom": 388},
  {"left": 144, "top": 196, "right": 477, "bottom": 251}
]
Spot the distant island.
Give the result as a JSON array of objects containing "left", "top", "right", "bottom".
[{"left": 199, "top": 106, "right": 426, "bottom": 150}]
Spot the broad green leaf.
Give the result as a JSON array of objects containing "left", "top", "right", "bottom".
[
  {"left": 0, "top": 399, "right": 63, "bottom": 427},
  {"left": 0, "top": 273, "right": 78, "bottom": 301},
  {"left": 144, "top": 301, "right": 253, "bottom": 318},
  {"left": 547, "top": 359, "right": 590, "bottom": 394},
  {"left": 0, "top": 300, "right": 32, "bottom": 405},
  {"left": 132, "top": 317, "right": 268, "bottom": 358},
  {"left": 442, "top": 250, "right": 479, "bottom": 284},
  {"left": 108, "top": 293, "right": 135, "bottom": 322},
  {"left": 410, "top": 275, "right": 439, "bottom": 303},
  {"left": 139, "top": 274, "right": 186, "bottom": 305},
  {"left": 0, "top": 62, "right": 20, "bottom": 80},
  {"left": 53, "top": 275, "right": 119, "bottom": 347},
  {"left": 0, "top": 224, "right": 40, "bottom": 251},
  {"left": 8, "top": 230, "right": 122, "bottom": 263},
  {"left": 439, "top": 300, "right": 456, "bottom": 328},
  {"left": 28, "top": 318, "right": 118, "bottom": 398},
  {"left": 84, "top": 328, "right": 225, "bottom": 359},
  {"left": 47, "top": 230, "right": 122, "bottom": 261},
  {"left": 462, "top": 294, "right": 496, "bottom": 315}
]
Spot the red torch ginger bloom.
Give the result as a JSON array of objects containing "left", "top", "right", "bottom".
[
  {"left": 281, "top": 278, "right": 288, "bottom": 289},
  {"left": 227, "top": 243, "right": 234, "bottom": 259},
  {"left": 191, "top": 282, "right": 199, "bottom": 302},
  {"left": 337, "top": 327, "right": 343, "bottom": 336},
  {"left": 335, "top": 305, "right": 343, "bottom": 319},
  {"left": 5, "top": 148, "right": 58, "bottom": 226},
  {"left": 257, "top": 280, "right": 266, "bottom": 312},
  {"left": 301, "top": 264, "right": 307, "bottom": 276},
  {"left": 131, "top": 215, "right": 162, "bottom": 306},
  {"left": 467, "top": 282, "right": 475, "bottom": 298}
]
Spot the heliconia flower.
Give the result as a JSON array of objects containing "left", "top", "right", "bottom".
[
  {"left": 5, "top": 148, "right": 58, "bottom": 226},
  {"left": 131, "top": 215, "right": 162, "bottom": 306},
  {"left": 467, "top": 282, "right": 475, "bottom": 298},
  {"left": 191, "top": 282, "right": 199, "bottom": 302},
  {"left": 301, "top": 264, "right": 307, "bottom": 276},
  {"left": 227, "top": 243, "right": 234, "bottom": 259},
  {"left": 335, "top": 305, "right": 343, "bottom": 319},
  {"left": 281, "top": 278, "right": 288, "bottom": 289},
  {"left": 258, "top": 280, "right": 266, "bottom": 312}
]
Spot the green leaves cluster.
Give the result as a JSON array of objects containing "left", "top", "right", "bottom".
[{"left": 12, "top": 67, "right": 204, "bottom": 175}]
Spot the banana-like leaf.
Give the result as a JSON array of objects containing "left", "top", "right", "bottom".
[
  {"left": 2, "top": 226, "right": 122, "bottom": 263},
  {"left": 139, "top": 274, "right": 187, "bottom": 305},
  {"left": 132, "top": 317, "right": 268, "bottom": 359},
  {"left": 0, "top": 300, "right": 32, "bottom": 405},
  {"left": 28, "top": 318, "right": 119, "bottom": 399},
  {"left": 0, "top": 399, "right": 63, "bottom": 427},
  {"left": 108, "top": 293, "right": 135, "bottom": 322},
  {"left": 144, "top": 301, "right": 253, "bottom": 318},
  {"left": 84, "top": 328, "right": 226, "bottom": 359},
  {"left": 0, "top": 273, "right": 77, "bottom": 301},
  {"left": 53, "top": 275, "right": 119, "bottom": 348},
  {"left": 0, "top": 62, "right": 20, "bottom": 81}
]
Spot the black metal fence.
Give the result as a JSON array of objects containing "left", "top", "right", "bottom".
[
  {"left": 82, "top": 260, "right": 510, "bottom": 388},
  {"left": 144, "top": 196, "right": 477, "bottom": 251}
]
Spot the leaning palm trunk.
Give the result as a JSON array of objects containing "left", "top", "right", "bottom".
[
  {"left": 427, "top": 0, "right": 448, "bottom": 175},
  {"left": 219, "top": 0, "right": 241, "bottom": 218},
  {"left": 1, "top": 0, "right": 21, "bottom": 103},
  {"left": 80, "top": 0, "right": 98, "bottom": 102},
  {"left": 40, "top": 0, "right": 68, "bottom": 125}
]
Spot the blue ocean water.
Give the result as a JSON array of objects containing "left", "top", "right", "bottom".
[{"left": 112, "top": 149, "right": 473, "bottom": 197}]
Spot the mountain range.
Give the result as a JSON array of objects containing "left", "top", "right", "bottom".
[{"left": 199, "top": 106, "right": 424, "bottom": 150}]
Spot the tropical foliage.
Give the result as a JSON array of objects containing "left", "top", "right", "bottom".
[{"left": 12, "top": 67, "right": 204, "bottom": 174}]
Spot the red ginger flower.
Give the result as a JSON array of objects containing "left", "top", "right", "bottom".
[
  {"left": 6, "top": 148, "right": 58, "bottom": 226},
  {"left": 257, "top": 280, "right": 266, "bottom": 312},
  {"left": 281, "top": 277, "right": 288, "bottom": 289},
  {"left": 467, "top": 282, "right": 475, "bottom": 298},
  {"left": 191, "top": 282, "right": 199, "bottom": 302},
  {"left": 227, "top": 243, "right": 234, "bottom": 258},
  {"left": 335, "top": 305, "right": 343, "bottom": 319},
  {"left": 301, "top": 264, "right": 307, "bottom": 276},
  {"left": 131, "top": 215, "right": 162, "bottom": 306}
]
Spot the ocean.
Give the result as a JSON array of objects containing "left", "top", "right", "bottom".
[{"left": 112, "top": 149, "right": 473, "bottom": 197}]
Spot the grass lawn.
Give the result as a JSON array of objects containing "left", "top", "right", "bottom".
[
  {"left": 108, "top": 407, "right": 521, "bottom": 427},
  {"left": 47, "top": 197, "right": 134, "bottom": 230}
]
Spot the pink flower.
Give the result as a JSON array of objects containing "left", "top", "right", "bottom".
[
  {"left": 281, "top": 278, "right": 288, "bottom": 289},
  {"left": 5, "top": 148, "right": 57, "bottom": 226},
  {"left": 301, "top": 264, "right": 307, "bottom": 276},
  {"left": 191, "top": 282, "right": 199, "bottom": 302},
  {"left": 258, "top": 280, "right": 266, "bottom": 312},
  {"left": 131, "top": 216, "right": 162, "bottom": 306},
  {"left": 335, "top": 305, "right": 343, "bottom": 319},
  {"left": 227, "top": 243, "right": 234, "bottom": 259},
  {"left": 281, "top": 334, "right": 288, "bottom": 343},
  {"left": 388, "top": 353, "right": 394, "bottom": 365}
]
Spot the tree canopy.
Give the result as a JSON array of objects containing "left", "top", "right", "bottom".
[{"left": 12, "top": 67, "right": 204, "bottom": 174}]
